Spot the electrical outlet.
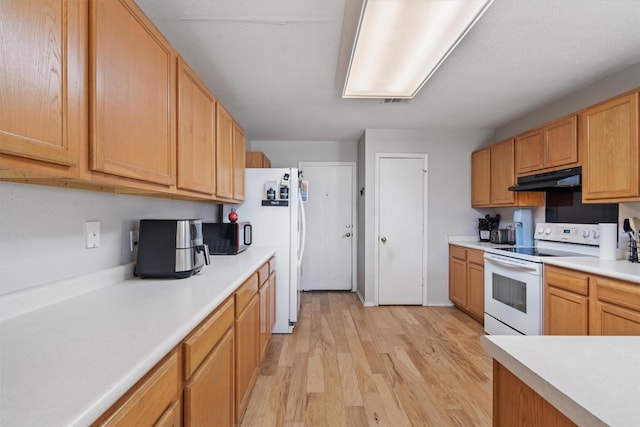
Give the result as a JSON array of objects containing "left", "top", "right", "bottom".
[
  {"left": 129, "top": 230, "right": 139, "bottom": 252},
  {"left": 85, "top": 221, "right": 101, "bottom": 249}
]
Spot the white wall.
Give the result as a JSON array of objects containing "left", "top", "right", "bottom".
[
  {"left": 359, "top": 129, "right": 494, "bottom": 306},
  {"left": 248, "top": 140, "right": 357, "bottom": 167},
  {"left": 494, "top": 61, "right": 640, "bottom": 141},
  {"left": 0, "top": 182, "right": 219, "bottom": 296}
]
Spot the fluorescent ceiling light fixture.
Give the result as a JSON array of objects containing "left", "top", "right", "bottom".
[{"left": 343, "top": 0, "right": 494, "bottom": 99}]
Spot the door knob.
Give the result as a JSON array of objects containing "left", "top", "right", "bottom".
[
  {"left": 381, "top": 236, "right": 387, "bottom": 243},
  {"left": 345, "top": 233, "right": 351, "bottom": 237}
]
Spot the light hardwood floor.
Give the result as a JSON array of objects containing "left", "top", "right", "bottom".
[{"left": 240, "top": 291, "right": 492, "bottom": 427}]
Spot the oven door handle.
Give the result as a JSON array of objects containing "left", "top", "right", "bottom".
[{"left": 484, "top": 256, "right": 539, "bottom": 272}]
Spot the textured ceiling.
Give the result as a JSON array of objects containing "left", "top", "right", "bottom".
[{"left": 135, "top": 0, "right": 640, "bottom": 142}]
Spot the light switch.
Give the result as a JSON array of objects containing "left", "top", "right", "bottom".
[{"left": 85, "top": 221, "right": 101, "bottom": 249}]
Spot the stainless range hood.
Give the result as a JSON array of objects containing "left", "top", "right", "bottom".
[{"left": 509, "top": 167, "right": 581, "bottom": 192}]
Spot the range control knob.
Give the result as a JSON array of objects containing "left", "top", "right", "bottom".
[
  {"left": 544, "top": 227, "right": 552, "bottom": 235},
  {"left": 537, "top": 227, "right": 544, "bottom": 235},
  {"left": 582, "top": 229, "right": 591, "bottom": 238},
  {"left": 593, "top": 230, "right": 600, "bottom": 239}
]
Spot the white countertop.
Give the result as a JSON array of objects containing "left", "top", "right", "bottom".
[
  {"left": 449, "top": 235, "right": 640, "bottom": 285},
  {"left": 481, "top": 335, "right": 640, "bottom": 426},
  {"left": 0, "top": 247, "right": 275, "bottom": 427}
]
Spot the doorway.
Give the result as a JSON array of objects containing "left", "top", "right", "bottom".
[
  {"left": 298, "top": 162, "right": 357, "bottom": 291},
  {"left": 375, "top": 154, "right": 428, "bottom": 305}
]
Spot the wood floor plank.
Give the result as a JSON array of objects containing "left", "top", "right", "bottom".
[
  {"left": 240, "top": 291, "right": 492, "bottom": 427},
  {"left": 336, "top": 352, "right": 364, "bottom": 407}
]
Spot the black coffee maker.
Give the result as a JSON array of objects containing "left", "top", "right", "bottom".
[{"left": 478, "top": 214, "right": 500, "bottom": 242}]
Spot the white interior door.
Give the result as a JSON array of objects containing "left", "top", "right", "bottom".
[
  {"left": 298, "top": 162, "right": 355, "bottom": 291},
  {"left": 377, "top": 155, "right": 427, "bottom": 305}
]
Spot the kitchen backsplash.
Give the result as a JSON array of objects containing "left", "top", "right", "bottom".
[{"left": 0, "top": 181, "right": 218, "bottom": 296}]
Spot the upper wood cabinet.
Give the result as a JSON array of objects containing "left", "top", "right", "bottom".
[
  {"left": 90, "top": 0, "right": 176, "bottom": 186},
  {"left": 0, "top": 0, "right": 87, "bottom": 177},
  {"left": 246, "top": 151, "right": 272, "bottom": 168},
  {"left": 490, "top": 139, "right": 517, "bottom": 205},
  {"left": 472, "top": 140, "right": 544, "bottom": 208},
  {"left": 582, "top": 91, "right": 639, "bottom": 202},
  {"left": 515, "top": 115, "right": 578, "bottom": 175},
  {"left": 177, "top": 57, "right": 216, "bottom": 197},
  {"left": 216, "top": 103, "right": 234, "bottom": 200},
  {"left": 233, "top": 122, "right": 246, "bottom": 201},
  {"left": 471, "top": 148, "right": 491, "bottom": 207}
]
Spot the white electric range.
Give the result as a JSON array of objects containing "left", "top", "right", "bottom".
[{"left": 483, "top": 223, "right": 601, "bottom": 335}]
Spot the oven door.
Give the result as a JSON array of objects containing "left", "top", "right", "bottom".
[{"left": 484, "top": 253, "right": 543, "bottom": 335}]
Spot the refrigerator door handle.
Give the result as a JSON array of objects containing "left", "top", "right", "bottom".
[{"left": 297, "top": 190, "right": 306, "bottom": 267}]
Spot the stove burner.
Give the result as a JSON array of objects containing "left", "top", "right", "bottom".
[{"left": 496, "top": 247, "right": 584, "bottom": 257}]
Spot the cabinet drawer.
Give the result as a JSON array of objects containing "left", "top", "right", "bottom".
[
  {"left": 235, "top": 272, "right": 259, "bottom": 314},
  {"left": 268, "top": 256, "right": 276, "bottom": 274},
  {"left": 594, "top": 276, "right": 640, "bottom": 312},
  {"left": 98, "top": 351, "right": 178, "bottom": 427},
  {"left": 257, "top": 262, "right": 269, "bottom": 288},
  {"left": 544, "top": 265, "right": 589, "bottom": 296},
  {"left": 183, "top": 297, "right": 234, "bottom": 378},
  {"left": 450, "top": 245, "right": 467, "bottom": 261},
  {"left": 467, "top": 248, "right": 484, "bottom": 265}
]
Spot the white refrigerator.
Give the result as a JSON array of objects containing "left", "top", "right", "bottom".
[{"left": 224, "top": 168, "right": 306, "bottom": 333}]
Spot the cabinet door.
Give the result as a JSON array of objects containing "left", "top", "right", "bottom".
[
  {"left": 515, "top": 129, "right": 544, "bottom": 174},
  {"left": 184, "top": 329, "right": 235, "bottom": 427},
  {"left": 259, "top": 281, "right": 269, "bottom": 358},
  {"left": 591, "top": 275, "right": 640, "bottom": 335},
  {"left": 216, "top": 103, "right": 234, "bottom": 199},
  {"left": 235, "top": 294, "right": 260, "bottom": 423},
  {"left": 490, "top": 139, "right": 517, "bottom": 205},
  {"left": 90, "top": 0, "right": 176, "bottom": 185},
  {"left": 544, "top": 265, "right": 589, "bottom": 335},
  {"left": 269, "top": 272, "right": 277, "bottom": 331},
  {"left": 233, "top": 122, "right": 246, "bottom": 201},
  {"left": 0, "top": 0, "right": 85, "bottom": 171},
  {"left": 177, "top": 57, "right": 215, "bottom": 196},
  {"left": 545, "top": 115, "right": 578, "bottom": 169},
  {"left": 471, "top": 148, "right": 491, "bottom": 207},
  {"left": 583, "top": 92, "right": 639, "bottom": 201},
  {"left": 449, "top": 253, "right": 467, "bottom": 307},
  {"left": 592, "top": 302, "right": 640, "bottom": 335},
  {"left": 467, "top": 259, "right": 484, "bottom": 321},
  {"left": 544, "top": 286, "right": 589, "bottom": 335}
]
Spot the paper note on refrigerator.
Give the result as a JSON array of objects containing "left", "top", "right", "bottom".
[{"left": 300, "top": 179, "right": 308, "bottom": 203}]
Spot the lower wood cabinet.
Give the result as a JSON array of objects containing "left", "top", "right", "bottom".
[
  {"left": 544, "top": 265, "right": 589, "bottom": 335},
  {"left": 258, "top": 257, "right": 275, "bottom": 358},
  {"left": 93, "top": 352, "right": 180, "bottom": 426},
  {"left": 448, "top": 245, "right": 484, "bottom": 323},
  {"left": 235, "top": 292, "right": 260, "bottom": 424},
  {"left": 184, "top": 329, "right": 235, "bottom": 426},
  {"left": 493, "top": 360, "right": 576, "bottom": 427},
  {"left": 544, "top": 265, "right": 640, "bottom": 335},
  {"left": 95, "top": 258, "right": 275, "bottom": 427},
  {"left": 183, "top": 297, "right": 235, "bottom": 426}
]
